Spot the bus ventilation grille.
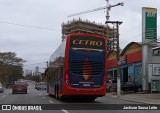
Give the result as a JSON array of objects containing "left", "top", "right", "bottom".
[{"left": 70, "top": 60, "right": 103, "bottom": 75}]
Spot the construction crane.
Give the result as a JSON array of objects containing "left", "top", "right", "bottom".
[
  {"left": 67, "top": 0, "right": 124, "bottom": 51},
  {"left": 68, "top": 0, "right": 124, "bottom": 21}
]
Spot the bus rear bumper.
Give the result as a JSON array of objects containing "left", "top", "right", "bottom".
[{"left": 62, "top": 85, "right": 106, "bottom": 97}]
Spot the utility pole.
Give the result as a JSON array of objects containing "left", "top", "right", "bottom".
[
  {"left": 46, "top": 61, "right": 48, "bottom": 68},
  {"left": 105, "top": 0, "right": 123, "bottom": 50},
  {"left": 106, "top": 0, "right": 110, "bottom": 21},
  {"left": 105, "top": 21, "right": 122, "bottom": 97},
  {"left": 105, "top": 0, "right": 123, "bottom": 98}
]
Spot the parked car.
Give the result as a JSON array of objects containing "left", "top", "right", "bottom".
[
  {"left": 36, "top": 82, "right": 47, "bottom": 90},
  {"left": 0, "top": 82, "right": 4, "bottom": 93},
  {"left": 12, "top": 81, "right": 28, "bottom": 94},
  {"left": 107, "top": 79, "right": 117, "bottom": 92},
  {"left": 6, "top": 83, "right": 13, "bottom": 89},
  {"left": 115, "top": 82, "right": 142, "bottom": 94},
  {"left": 35, "top": 82, "right": 38, "bottom": 89}
]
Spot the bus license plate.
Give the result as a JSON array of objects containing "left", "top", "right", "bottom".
[{"left": 83, "top": 84, "right": 90, "bottom": 86}]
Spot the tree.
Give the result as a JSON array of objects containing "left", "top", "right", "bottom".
[
  {"left": 0, "top": 52, "right": 25, "bottom": 66},
  {"left": 0, "top": 52, "right": 26, "bottom": 84},
  {"left": 25, "top": 74, "right": 41, "bottom": 82}
]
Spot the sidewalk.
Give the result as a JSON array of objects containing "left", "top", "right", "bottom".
[{"left": 107, "top": 92, "right": 160, "bottom": 104}]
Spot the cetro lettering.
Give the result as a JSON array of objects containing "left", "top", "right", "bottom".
[{"left": 72, "top": 39, "right": 103, "bottom": 46}]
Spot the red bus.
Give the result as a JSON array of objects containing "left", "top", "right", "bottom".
[{"left": 45, "top": 33, "right": 107, "bottom": 101}]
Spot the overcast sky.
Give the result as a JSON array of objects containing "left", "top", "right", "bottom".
[{"left": 0, "top": 0, "right": 160, "bottom": 73}]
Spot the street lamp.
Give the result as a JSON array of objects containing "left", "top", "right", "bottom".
[{"left": 105, "top": 21, "right": 122, "bottom": 97}]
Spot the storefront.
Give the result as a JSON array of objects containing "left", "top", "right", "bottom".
[
  {"left": 107, "top": 50, "right": 117, "bottom": 80},
  {"left": 121, "top": 42, "right": 142, "bottom": 85},
  {"left": 148, "top": 63, "right": 160, "bottom": 93},
  {"left": 107, "top": 42, "right": 160, "bottom": 93},
  {"left": 134, "top": 62, "right": 142, "bottom": 86},
  {"left": 120, "top": 64, "right": 128, "bottom": 83},
  {"left": 128, "top": 63, "right": 135, "bottom": 83},
  {"left": 107, "top": 42, "right": 142, "bottom": 85}
]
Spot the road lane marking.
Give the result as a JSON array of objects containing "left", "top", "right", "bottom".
[
  {"left": 48, "top": 100, "right": 54, "bottom": 103},
  {"left": 61, "top": 109, "right": 69, "bottom": 113},
  {"left": 42, "top": 97, "right": 46, "bottom": 99},
  {"left": 38, "top": 94, "right": 42, "bottom": 96}
]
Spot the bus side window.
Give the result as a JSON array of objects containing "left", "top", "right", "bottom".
[
  {"left": 50, "top": 67, "right": 54, "bottom": 80},
  {"left": 58, "top": 67, "right": 61, "bottom": 79},
  {"left": 60, "top": 67, "right": 63, "bottom": 79},
  {"left": 54, "top": 68, "right": 58, "bottom": 80}
]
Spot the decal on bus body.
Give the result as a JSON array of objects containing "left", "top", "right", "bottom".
[{"left": 82, "top": 58, "right": 92, "bottom": 80}]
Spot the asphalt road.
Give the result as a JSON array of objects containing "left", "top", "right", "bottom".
[{"left": 0, "top": 81, "right": 159, "bottom": 113}]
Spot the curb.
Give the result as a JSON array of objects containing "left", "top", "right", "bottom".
[{"left": 107, "top": 93, "right": 160, "bottom": 104}]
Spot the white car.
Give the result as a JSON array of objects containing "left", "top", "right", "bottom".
[
  {"left": 35, "top": 82, "right": 38, "bottom": 89},
  {"left": 36, "top": 82, "right": 47, "bottom": 90}
]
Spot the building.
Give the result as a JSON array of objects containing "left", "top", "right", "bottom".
[
  {"left": 35, "top": 66, "right": 41, "bottom": 76},
  {"left": 120, "top": 42, "right": 142, "bottom": 85},
  {"left": 107, "top": 42, "right": 160, "bottom": 93},
  {"left": 24, "top": 69, "right": 32, "bottom": 76},
  {"left": 62, "top": 18, "right": 118, "bottom": 51},
  {"left": 143, "top": 43, "right": 160, "bottom": 93},
  {"left": 107, "top": 50, "right": 118, "bottom": 80}
]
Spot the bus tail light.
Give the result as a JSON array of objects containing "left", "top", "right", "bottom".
[{"left": 65, "top": 73, "right": 69, "bottom": 84}]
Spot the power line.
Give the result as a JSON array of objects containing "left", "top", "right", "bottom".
[
  {"left": 23, "top": 61, "right": 47, "bottom": 66},
  {"left": 68, "top": 0, "right": 124, "bottom": 19},
  {"left": 0, "top": 21, "right": 60, "bottom": 31},
  {"left": 120, "top": 21, "right": 160, "bottom": 47},
  {"left": 121, "top": 24, "right": 142, "bottom": 35},
  {"left": 121, "top": 15, "right": 160, "bottom": 36},
  {"left": 67, "top": 1, "right": 105, "bottom": 17}
]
